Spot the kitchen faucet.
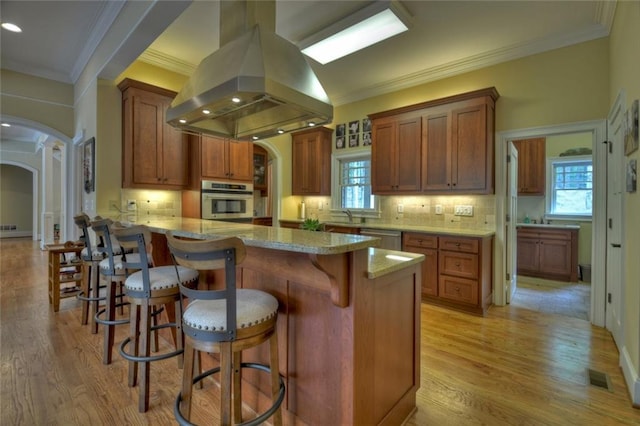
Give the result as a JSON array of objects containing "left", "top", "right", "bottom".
[{"left": 343, "top": 209, "right": 353, "bottom": 223}]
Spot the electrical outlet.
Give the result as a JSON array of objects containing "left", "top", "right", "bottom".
[
  {"left": 397, "top": 204, "right": 404, "bottom": 213},
  {"left": 454, "top": 205, "right": 474, "bottom": 216},
  {"left": 127, "top": 199, "right": 137, "bottom": 211},
  {"left": 435, "top": 204, "right": 443, "bottom": 215}
]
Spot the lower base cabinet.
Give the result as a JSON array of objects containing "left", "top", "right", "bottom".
[
  {"left": 517, "top": 226, "right": 578, "bottom": 282},
  {"left": 403, "top": 232, "right": 493, "bottom": 315}
]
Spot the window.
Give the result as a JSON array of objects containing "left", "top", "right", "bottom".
[
  {"left": 331, "top": 152, "right": 378, "bottom": 214},
  {"left": 546, "top": 156, "right": 592, "bottom": 218}
]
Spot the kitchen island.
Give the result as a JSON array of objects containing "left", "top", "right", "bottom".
[{"left": 111, "top": 215, "right": 425, "bottom": 425}]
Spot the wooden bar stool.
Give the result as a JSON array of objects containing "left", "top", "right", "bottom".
[
  {"left": 166, "top": 232, "right": 284, "bottom": 426},
  {"left": 113, "top": 225, "right": 199, "bottom": 413}
]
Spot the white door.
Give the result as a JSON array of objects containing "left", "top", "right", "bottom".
[
  {"left": 506, "top": 142, "right": 518, "bottom": 303},
  {"left": 606, "top": 94, "right": 625, "bottom": 348}
]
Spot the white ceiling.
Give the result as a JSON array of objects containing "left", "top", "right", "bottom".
[{"left": 0, "top": 0, "right": 616, "bottom": 146}]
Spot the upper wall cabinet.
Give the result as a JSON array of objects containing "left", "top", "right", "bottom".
[
  {"left": 119, "top": 79, "right": 189, "bottom": 190},
  {"left": 513, "top": 137, "right": 546, "bottom": 196},
  {"left": 371, "top": 113, "right": 422, "bottom": 194},
  {"left": 369, "top": 87, "right": 499, "bottom": 195},
  {"left": 200, "top": 135, "right": 253, "bottom": 182},
  {"left": 292, "top": 127, "right": 333, "bottom": 195}
]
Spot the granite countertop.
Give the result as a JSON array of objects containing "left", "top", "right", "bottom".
[
  {"left": 516, "top": 223, "right": 581, "bottom": 230},
  {"left": 280, "top": 218, "right": 495, "bottom": 238},
  {"left": 105, "top": 214, "right": 380, "bottom": 255},
  {"left": 366, "top": 248, "right": 425, "bottom": 279}
]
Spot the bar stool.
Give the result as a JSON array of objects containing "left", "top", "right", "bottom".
[
  {"left": 166, "top": 232, "right": 284, "bottom": 426},
  {"left": 90, "top": 218, "right": 137, "bottom": 365},
  {"left": 73, "top": 213, "right": 104, "bottom": 333},
  {"left": 113, "top": 225, "right": 199, "bottom": 413}
]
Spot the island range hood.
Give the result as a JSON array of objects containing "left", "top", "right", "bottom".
[{"left": 166, "top": 0, "right": 333, "bottom": 141}]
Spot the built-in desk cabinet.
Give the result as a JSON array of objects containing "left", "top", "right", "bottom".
[
  {"left": 119, "top": 79, "right": 190, "bottom": 190},
  {"left": 369, "top": 87, "right": 498, "bottom": 195},
  {"left": 403, "top": 232, "right": 493, "bottom": 315},
  {"left": 517, "top": 226, "right": 578, "bottom": 282}
]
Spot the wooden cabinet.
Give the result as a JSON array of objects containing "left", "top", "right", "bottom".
[
  {"left": 252, "top": 217, "right": 273, "bottom": 226},
  {"left": 517, "top": 226, "right": 578, "bottom": 282},
  {"left": 403, "top": 233, "right": 438, "bottom": 297},
  {"left": 292, "top": 127, "right": 333, "bottom": 195},
  {"left": 369, "top": 87, "right": 498, "bottom": 195},
  {"left": 513, "top": 137, "right": 546, "bottom": 195},
  {"left": 403, "top": 232, "right": 493, "bottom": 315},
  {"left": 422, "top": 97, "right": 495, "bottom": 193},
  {"left": 279, "top": 220, "right": 301, "bottom": 229},
  {"left": 47, "top": 242, "right": 84, "bottom": 312},
  {"left": 119, "top": 79, "right": 189, "bottom": 189},
  {"left": 253, "top": 144, "right": 268, "bottom": 193},
  {"left": 371, "top": 114, "right": 421, "bottom": 193},
  {"left": 200, "top": 135, "right": 253, "bottom": 182}
]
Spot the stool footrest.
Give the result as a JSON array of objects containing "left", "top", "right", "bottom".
[
  {"left": 94, "top": 306, "right": 130, "bottom": 326},
  {"left": 119, "top": 322, "right": 183, "bottom": 363},
  {"left": 174, "top": 362, "right": 285, "bottom": 426}
]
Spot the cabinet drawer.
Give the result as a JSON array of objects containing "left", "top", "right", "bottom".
[
  {"left": 403, "top": 232, "right": 437, "bottom": 249},
  {"left": 439, "top": 237, "right": 478, "bottom": 253},
  {"left": 439, "top": 276, "right": 478, "bottom": 305},
  {"left": 439, "top": 252, "right": 478, "bottom": 279},
  {"left": 517, "top": 228, "right": 571, "bottom": 241}
]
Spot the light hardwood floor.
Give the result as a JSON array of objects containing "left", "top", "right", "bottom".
[{"left": 2, "top": 238, "right": 639, "bottom": 425}]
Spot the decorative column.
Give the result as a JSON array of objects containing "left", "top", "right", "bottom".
[{"left": 40, "top": 141, "right": 55, "bottom": 249}]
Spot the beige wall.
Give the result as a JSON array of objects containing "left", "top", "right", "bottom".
[
  {"left": 609, "top": 0, "right": 640, "bottom": 391},
  {"left": 0, "top": 164, "right": 32, "bottom": 234},
  {"left": 75, "top": 79, "right": 98, "bottom": 216}
]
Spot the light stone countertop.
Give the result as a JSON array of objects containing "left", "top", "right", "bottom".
[
  {"left": 106, "top": 214, "right": 380, "bottom": 255},
  {"left": 281, "top": 218, "right": 496, "bottom": 238},
  {"left": 366, "top": 248, "right": 425, "bottom": 279}
]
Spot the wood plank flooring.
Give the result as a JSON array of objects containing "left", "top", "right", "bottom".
[{"left": 2, "top": 238, "right": 639, "bottom": 425}]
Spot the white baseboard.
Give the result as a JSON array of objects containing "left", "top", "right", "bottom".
[
  {"left": 620, "top": 346, "right": 640, "bottom": 407},
  {"left": 0, "top": 231, "right": 32, "bottom": 238}
]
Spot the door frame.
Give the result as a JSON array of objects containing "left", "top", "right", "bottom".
[{"left": 495, "top": 120, "right": 607, "bottom": 326}]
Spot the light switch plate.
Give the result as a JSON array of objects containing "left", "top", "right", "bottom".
[
  {"left": 435, "top": 204, "right": 443, "bottom": 214},
  {"left": 397, "top": 204, "right": 404, "bottom": 213},
  {"left": 454, "top": 205, "right": 474, "bottom": 216}
]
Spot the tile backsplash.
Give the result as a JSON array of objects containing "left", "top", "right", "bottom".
[
  {"left": 119, "top": 189, "right": 182, "bottom": 217},
  {"left": 297, "top": 195, "right": 496, "bottom": 230}
]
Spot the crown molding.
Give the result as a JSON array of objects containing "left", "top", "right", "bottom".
[
  {"left": 595, "top": 0, "right": 617, "bottom": 32},
  {"left": 138, "top": 49, "right": 196, "bottom": 76}
]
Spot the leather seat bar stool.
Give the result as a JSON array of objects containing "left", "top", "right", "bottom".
[
  {"left": 90, "top": 218, "right": 138, "bottom": 365},
  {"left": 73, "top": 213, "right": 106, "bottom": 333},
  {"left": 113, "top": 225, "right": 199, "bottom": 413},
  {"left": 166, "top": 232, "right": 284, "bottom": 426}
]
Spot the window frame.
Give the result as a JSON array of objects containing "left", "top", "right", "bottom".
[
  {"left": 331, "top": 151, "right": 380, "bottom": 219},
  {"left": 545, "top": 155, "right": 593, "bottom": 220}
]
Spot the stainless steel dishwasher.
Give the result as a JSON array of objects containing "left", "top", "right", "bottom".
[{"left": 360, "top": 229, "right": 402, "bottom": 250}]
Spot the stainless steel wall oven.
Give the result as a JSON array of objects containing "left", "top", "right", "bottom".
[{"left": 201, "top": 180, "right": 254, "bottom": 220}]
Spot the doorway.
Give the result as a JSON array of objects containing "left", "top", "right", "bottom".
[{"left": 495, "top": 120, "right": 608, "bottom": 326}]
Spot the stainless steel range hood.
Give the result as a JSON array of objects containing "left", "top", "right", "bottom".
[{"left": 166, "top": 1, "right": 333, "bottom": 141}]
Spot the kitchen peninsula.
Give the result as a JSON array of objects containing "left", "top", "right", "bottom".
[{"left": 110, "top": 215, "right": 425, "bottom": 425}]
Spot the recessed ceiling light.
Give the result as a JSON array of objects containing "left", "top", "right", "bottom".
[
  {"left": 1, "top": 123, "right": 11, "bottom": 127},
  {"left": 277, "top": 129, "right": 284, "bottom": 134},
  {"left": 252, "top": 136, "right": 259, "bottom": 140},
  {"left": 202, "top": 109, "right": 211, "bottom": 115},
  {"left": 231, "top": 97, "right": 241, "bottom": 103},
  {"left": 308, "top": 122, "right": 316, "bottom": 127},
  {"left": 179, "top": 119, "right": 187, "bottom": 124},
  {"left": 1, "top": 23, "right": 22, "bottom": 33}
]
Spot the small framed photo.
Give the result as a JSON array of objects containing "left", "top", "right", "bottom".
[
  {"left": 349, "top": 133, "right": 359, "bottom": 148},
  {"left": 336, "top": 123, "right": 346, "bottom": 137},
  {"left": 362, "top": 131, "right": 372, "bottom": 146},
  {"left": 336, "top": 136, "right": 345, "bottom": 149},
  {"left": 348, "top": 120, "right": 359, "bottom": 135},
  {"left": 362, "top": 118, "right": 371, "bottom": 133}
]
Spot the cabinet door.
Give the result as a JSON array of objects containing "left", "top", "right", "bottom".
[
  {"left": 396, "top": 117, "right": 422, "bottom": 191},
  {"left": 538, "top": 238, "right": 572, "bottom": 277},
  {"left": 514, "top": 137, "right": 546, "bottom": 195},
  {"left": 253, "top": 145, "right": 268, "bottom": 191},
  {"left": 372, "top": 116, "right": 421, "bottom": 193},
  {"left": 227, "top": 140, "right": 253, "bottom": 181},
  {"left": 516, "top": 236, "right": 539, "bottom": 274},
  {"left": 201, "top": 135, "right": 229, "bottom": 179},
  {"left": 161, "top": 115, "right": 189, "bottom": 186},
  {"left": 291, "top": 128, "right": 332, "bottom": 195},
  {"left": 371, "top": 120, "right": 396, "bottom": 193},
  {"left": 451, "top": 101, "right": 489, "bottom": 192},
  {"left": 422, "top": 109, "right": 450, "bottom": 191},
  {"left": 131, "top": 91, "right": 164, "bottom": 185}
]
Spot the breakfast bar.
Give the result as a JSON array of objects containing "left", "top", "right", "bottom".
[{"left": 113, "top": 215, "right": 425, "bottom": 425}]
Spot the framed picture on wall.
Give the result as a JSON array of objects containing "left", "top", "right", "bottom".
[
  {"left": 336, "top": 136, "right": 345, "bottom": 149},
  {"left": 348, "top": 120, "right": 359, "bottom": 135},
  {"left": 83, "top": 137, "right": 95, "bottom": 193},
  {"left": 336, "top": 123, "right": 346, "bottom": 138},
  {"left": 349, "top": 133, "right": 359, "bottom": 148}
]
